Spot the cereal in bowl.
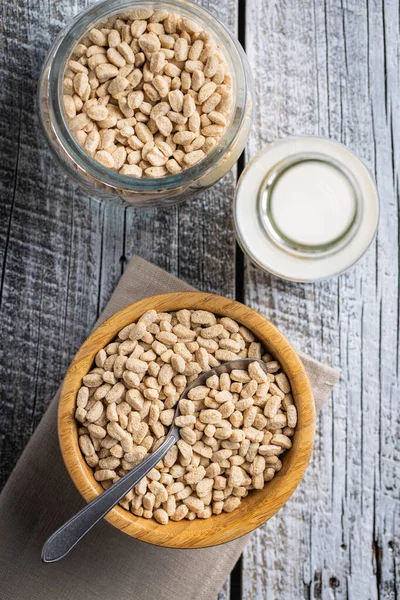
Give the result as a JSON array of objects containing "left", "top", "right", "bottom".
[{"left": 75, "top": 309, "right": 296, "bottom": 524}]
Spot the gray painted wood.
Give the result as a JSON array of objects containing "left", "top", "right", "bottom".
[
  {"left": 0, "top": 0, "right": 237, "bottom": 479},
  {"left": 0, "top": 0, "right": 399, "bottom": 598},
  {"left": 242, "top": 0, "right": 400, "bottom": 599},
  {"left": 0, "top": 0, "right": 235, "bottom": 597}
]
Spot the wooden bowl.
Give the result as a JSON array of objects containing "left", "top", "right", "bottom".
[{"left": 59, "top": 292, "right": 315, "bottom": 548}]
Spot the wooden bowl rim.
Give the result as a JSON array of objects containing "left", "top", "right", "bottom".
[{"left": 59, "top": 291, "right": 315, "bottom": 548}]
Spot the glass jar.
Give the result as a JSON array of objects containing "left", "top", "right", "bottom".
[{"left": 38, "top": 0, "right": 253, "bottom": 208}]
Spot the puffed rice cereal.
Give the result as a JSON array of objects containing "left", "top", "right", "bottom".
[
  {"left": 63, "top": 9, "right": 233, "bottom": 178},
  {"left": 76, "top": 309, "right": 297, "bottom": 524}
]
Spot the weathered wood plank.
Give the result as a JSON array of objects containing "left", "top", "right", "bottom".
[
  {"left": 0, "top": 0, "right": 122, "bottom": 487},
  {"left": 0, "top": 0, "right": 237, "bottom": 472},
  {"left": 242, "top": 0, "right": 400, "bottom": 599},
  {"left": 2, "top": 0, "right": 398, "bottom": 598},
  {"left": 0, "top": 0, "right": 237, "bottom": 597}
]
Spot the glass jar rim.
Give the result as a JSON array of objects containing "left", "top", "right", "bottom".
[{"left": 47, "top": 0, "right": 249, "bottom": 191}]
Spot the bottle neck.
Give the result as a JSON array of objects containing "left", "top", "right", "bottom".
[{"left": 257, "top": 152, "right": 362, "bottom": 258}]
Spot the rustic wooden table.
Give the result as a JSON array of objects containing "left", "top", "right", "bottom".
[{"left": 1, "top": 0, "right": 399, "bottom": 598}]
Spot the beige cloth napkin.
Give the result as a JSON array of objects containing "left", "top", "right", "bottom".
[{"left": 0, "top": 256, "right": 339, "bottom": 600}]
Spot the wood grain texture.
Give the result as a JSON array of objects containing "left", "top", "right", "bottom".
[
  {"left": 59, "top": 292, "right": 314, "bottom": 548},
  {"left": 0, "top": 0, "right": 237, "bottom": 595},
  {"left": 0, "top": 0, "right": 238, "bottom": 482},
  {"left": 0, "top": 0, "right": 399, "bottom": 595},
  {"left": 242, "top": 0, "right": 400, "bottom": 598}
]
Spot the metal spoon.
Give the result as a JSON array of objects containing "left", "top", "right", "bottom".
[{"left": 42, "top": 358, "right": 267, "bottom": 563}]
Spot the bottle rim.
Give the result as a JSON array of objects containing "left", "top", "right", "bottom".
[
  {"left": 233, "top": 136, "right": 380, "bottom": 282},
  {"left": 257, "top": 152, "right": 363, "bottom": 258}
]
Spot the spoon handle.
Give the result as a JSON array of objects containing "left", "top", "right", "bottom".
[{"left": 42, "top": 432, "right": 178, "bottom": 563}]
